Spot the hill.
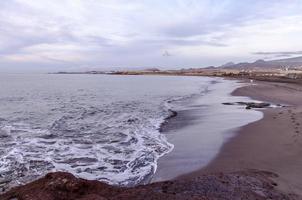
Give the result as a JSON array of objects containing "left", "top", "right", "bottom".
[{"left": 220, "top": 56, "right": 302, "bottom": 70}]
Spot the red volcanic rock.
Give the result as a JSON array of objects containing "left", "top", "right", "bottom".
[{"left": 0, "top": 170, "right": 299, "bottom": 200}]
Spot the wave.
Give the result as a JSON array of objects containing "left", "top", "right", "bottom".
[
  {"left": 0, "top": 78, "right": 216, "bottom": 191},
  {"left": 0, "top": 101, "right": 175, "bottom": 190}
]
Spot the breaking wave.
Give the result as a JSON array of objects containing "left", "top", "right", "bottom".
[{"left": 0, "top": 74, "right": 215, "bottom": 191}]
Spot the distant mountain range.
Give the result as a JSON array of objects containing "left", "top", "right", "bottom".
[{"left": 220, "top": 56, "right": 302, "bottom": 70}]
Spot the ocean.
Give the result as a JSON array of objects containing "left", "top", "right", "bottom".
[{"left": 0, "top": 74, "right": 262, "bottom": 190}]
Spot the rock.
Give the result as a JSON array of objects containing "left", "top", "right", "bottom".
[
  {"left": 222, "top": 102, "right": 234, "bottom": 105},
  {"left": 222, "top": 102, "right": 271, "bottom": 109},
  {"left": 0, "top": 170, "right": 299, "bottom": 200},
  {"left": 245, "top": 102, "right": 270, "bottom": 109}
]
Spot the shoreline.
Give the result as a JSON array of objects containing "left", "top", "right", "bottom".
[
  {"left": 152, "top": 78, "right": 263, "bottom": 182},
  {"left": 2, "top": 78, "right": 302, "bottom": 199},
  {"left": 179, "top": 80, "right": 302, "bottom": 196}
]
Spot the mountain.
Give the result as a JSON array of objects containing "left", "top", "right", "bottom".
[
  {"left": 221, "top": 62, "right": 235, "bottom": 67},
  {"left": 220, "top": 56, "right": 302, "bottom": 70}
]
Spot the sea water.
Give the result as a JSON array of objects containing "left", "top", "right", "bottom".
[{"left": 0, "top": 74, "right": 217, "bottom": 189}]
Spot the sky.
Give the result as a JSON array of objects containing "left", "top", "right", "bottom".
[{"left": 1, "top": 0, "right": 302, "bottom": 72}]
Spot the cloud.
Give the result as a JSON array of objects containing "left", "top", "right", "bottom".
[
  {"left": 253, "top": 51, "right": 302, "bottom": 55},
  {"left": 1, "top": 0, "right": 302, "bottom": 72},
  {"left": 252, "top": 50, "right": 302, "bottom": 59}
]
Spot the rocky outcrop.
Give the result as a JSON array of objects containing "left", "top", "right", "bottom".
[
  {"left": 222, "top": 102, "right": 271, "bottom": 109},
  {"left": 1, "top": 170, "right": 299, "bottom": 200}
]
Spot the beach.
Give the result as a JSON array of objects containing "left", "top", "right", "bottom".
[
  {"left": 2, "top": 1, "right": 302, "bottom": 199},
  {"left": 2, "top": 78, "right": 302, "bottom": 200},
  {"left": 152, "top": 79, "right": 263, "bottom": 182},
  {"left": 180, "top": 80, "right": 302, "bottom": 196}
]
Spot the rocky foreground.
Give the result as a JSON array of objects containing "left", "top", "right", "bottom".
[{"left": 1, "top": 170, "right": 299, "bottom": 200}]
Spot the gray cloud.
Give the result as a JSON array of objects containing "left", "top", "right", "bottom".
[
  {"left": 0, "top": 0, "right": 302, "bottom": 72},
  {"left": 162, "top": 1, "right": 291, "bottom": 38},
  {"left": 139, "top": 38, "right": 227, "bottom": 47},
  {"left": 253, "top": 51, "right": 302, "bottom": 55},
  {"left": 252, "top": 51, "right": 302, "bottom": 59}
]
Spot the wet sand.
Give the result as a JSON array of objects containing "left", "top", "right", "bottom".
[
  {"left": 152, "top": 80, "right": 262, "bottom": 182},
  {"left": 181, "top": 81, "right": 302, "bottom": 196}
]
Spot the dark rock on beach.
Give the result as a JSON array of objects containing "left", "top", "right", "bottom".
[
  {"left": 222, "top": 102, "right": 271, "bottom": 109},
  {"left": 1, "top": 170, "right": 299, "bottom": 200},
  {"left": 245, "top": 102, "right": 270, "bottom": 109}
]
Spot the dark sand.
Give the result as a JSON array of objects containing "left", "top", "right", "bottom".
[
  {"left": 181, "top": 81, "right": 302, "bottom": 196},
  {"left": 153, "top": 80, "right": 262, "bottom": 182}
]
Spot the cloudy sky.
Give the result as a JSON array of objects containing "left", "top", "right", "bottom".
[{"left": 1, "top": 0, "right": 302, "bottom": 72}]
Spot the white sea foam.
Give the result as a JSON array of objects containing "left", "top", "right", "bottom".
[
  {"left": 0, "top": 101, "right": 177, "bottom": 189},
  {"left": 0, "top": 74, "right": 215, "bottom": 191}
]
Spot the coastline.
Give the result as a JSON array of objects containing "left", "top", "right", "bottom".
[
  {"left": 180, "top": 80, "right": 302, "bottom": 196},
  {"left": 152, "top": 78, "right": 263, "bottom": 182},
  {"left": 2, "top": 78, "right": 302, "bottom": 199}
]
